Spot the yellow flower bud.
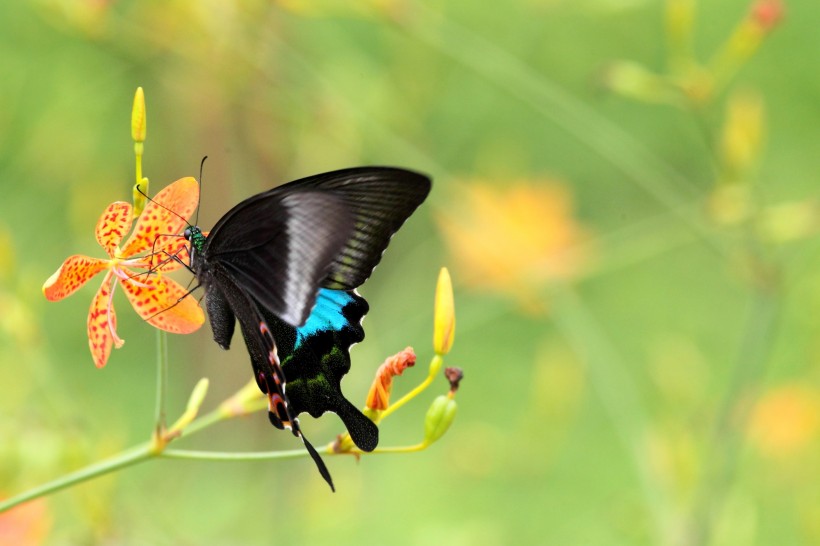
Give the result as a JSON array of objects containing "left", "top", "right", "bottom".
[
  {"left": 168, "top": 378, "right": 210, "bottom": 435},
  {"left": 720, "top": 89, "right": 764, "bottom": 179},
  {"left": 433, "top": 267, "right": 455, "bottom": 355},
  {"left": 131, "top": 87, "right": 146, "bottom": 144},
  {"left": 424, "top": 394, "right": 457, "bottom": 445},
  {"left": 186, "top": 377, "right": 210, "bottom": 415},
  {"left": 601, "top": 61, "right": 676, "bottom": 104},
  {"left": 757, "top": 201, "right": 818, "bottom": 244},
  {"left": 665, "top": 0, "right": 696, "bottom": 69}
]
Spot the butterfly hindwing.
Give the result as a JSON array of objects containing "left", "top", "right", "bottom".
[
  {"left": 265, "top": 289, "right": 378, "bottom": 452},
  {"left": 210, "top": 266, "right": 336, "bottom": 491}
]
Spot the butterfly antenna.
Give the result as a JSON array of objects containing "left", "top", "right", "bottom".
[
  {"left": 195, "top": 156, "right": 207, "bottom": 226},
  {"left": 135, "top": 185, "right": 193, "bottom": 229}
]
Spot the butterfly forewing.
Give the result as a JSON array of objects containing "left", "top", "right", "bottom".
[
  {"left": 202, "top": 191, "right": 355, "bottom": 326},
  {"left": 236, "top": 167, "right": 431, "bottom": 291}
]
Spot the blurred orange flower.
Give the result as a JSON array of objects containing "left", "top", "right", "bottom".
[
  {"left": 0, "top": 498, "right": 51, "bottom": 546},
  {"left": 42, "top": 177, "right": 204, "bottom": 368},
  {"left": 747, "top": 383, "right": 820, "bottom": 458},
  {"left": 437, "top": 180, "right": 590, "bottom": 311}
]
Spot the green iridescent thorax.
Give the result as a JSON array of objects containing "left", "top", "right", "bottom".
[{"left": 189, "top": 226, "right": 206, "bottom": 253}]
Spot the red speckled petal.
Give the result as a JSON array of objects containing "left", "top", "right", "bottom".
[
  {"left": 87, "top": 272, "right": 121, "bottom": 368},
  {"left": 120, "top": 177, "right": 199, "bottom": 258},
  {"left": 95, "top": 201, "right": 133, "bottom": 255},
  {"left": 43, "top": 255, "right": 109, "bottom": 301},
  {"left": 142, "top": 234, "right": 191, "bottom": 273},
  {"left": 118, "top": 271, "right": 204, "bottom": 334},
  {"left": 137, "top": 230, "right": 209, "bottom": 273}
]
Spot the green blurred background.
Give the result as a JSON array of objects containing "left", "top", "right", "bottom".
[{"left": 2, "top": 0, "right": 820, "bottom": 544}]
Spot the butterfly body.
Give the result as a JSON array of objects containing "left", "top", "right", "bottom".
[{"left": 184, "top": 167, "right": 431, "bottom": 489}]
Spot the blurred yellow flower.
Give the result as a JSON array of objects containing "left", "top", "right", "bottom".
[
  {"left": 748, "top": 383, "right": 820, "bottom": 458},
  {"left": 719, "top": 88, "right": 764, "bottom": 181},
  {"left": 437, "top": 180, "right": 590, "bottom": 311}
]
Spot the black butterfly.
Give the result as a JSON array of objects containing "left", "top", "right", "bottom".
[{"left": 183, "top": 166, "right": 431, "bottom": 490}]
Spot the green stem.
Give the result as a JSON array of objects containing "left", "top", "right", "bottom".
[
  {"left": 683, "top": 286, "right": 780, "bottom": 546},
  {"left": 0, "top": 399, "right": 256, "bottom": 513},
  {"left": 401, "top": 6, "right": 725, "bottom": 256},
  {"left": 135, "top": 149, "right": 143, "bottom": 187},
  {"left": 550, "top": 284, "right": 671, "bottom": 545},
  {"left": 0, "top": 444, "right": 153, "bottom": 513},
  {"left": 154, "top": 329, "right": 169, "bottom": 438},
  {"left": 161, "top": 449, "right": 307, "bottom": 461}
]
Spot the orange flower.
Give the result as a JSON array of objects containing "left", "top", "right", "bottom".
[
  {"left": 437, "top": 180, "right": 590, "bottom": 310},
  {"left": 748, "top": 383, "right": 820, "bottom": 458},
  {"left": 43, "top": 177, "right": 204, "bottom": 368},
  {"left": 0, "top": 497, "right": 51, "bottom": 545}
]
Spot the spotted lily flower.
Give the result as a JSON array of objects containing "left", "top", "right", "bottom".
[{"left": 43, "top": 177, "right": 205, "bottom": 368}]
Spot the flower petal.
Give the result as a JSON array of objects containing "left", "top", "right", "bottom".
[
  {"left": 120, "top": 177, "right": 200, "bottom": 258},
  {"left": 87, "top": 273, "right": 121, "bottom": 368},
  {"left": 118, "top": 271, "right": 204, "bottom": 333},
  {"left": 43, "top": 255, "right": 109, "bottom": 301},
  {"left": 144, "top": 234, "right": 191, "bottom": 273},
  {"left": 95, "top": 201, "right": 133, "bottom": 255},
  {"left": 137, "top": 230, "right": 209, "bottom": 273}
]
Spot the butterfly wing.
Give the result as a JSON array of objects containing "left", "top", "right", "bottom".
[
  {"left": 201, "top": 190, "right": 355, "bottom": 326},
  {"left": 207, "top": 286, "right": 379, "bottom": 452},
  {"left": 195, "top": 167, "right": 430, "bottom": 479},
  {"left": 209, "top": 266, "right": 336, "bottom": 491},
  {"left": 275, "top": 167, "right": 432, "bottom": 290},
  {"left": 266, "top": 289, "right": 378, "bottom": 452}
]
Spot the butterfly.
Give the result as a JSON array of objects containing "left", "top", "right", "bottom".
[{"left": 182, "top": 166, "right": 431, "bottom": 490}]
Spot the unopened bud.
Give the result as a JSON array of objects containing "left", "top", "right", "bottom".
[
  {"left": 751, "top": 0, "right": 784, "bottom": 32},
  {"left": 433, "top": 267, "right": 455, "bottom": 355},
  {"left": 720, "top": 89, "right": 764, "bottom": 178},
  {"left": 601, "top": 60, "right": 675, "bottom": 104},
  {"left": 424, "top": 394, "right": 457, "bottom": 445},
  {"left": 131, "top": 87, "right": 146, "bottom": 144}
]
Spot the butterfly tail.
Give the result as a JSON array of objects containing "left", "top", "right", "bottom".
[
  {"left": 256, "top": 320, "right": 336, "bottom": 492},
  {"left": 214, "top": 269, "right": 336, "bottom": 489},
  {"left": 300, "top": 432, "right": 335, "bottom": 492}
]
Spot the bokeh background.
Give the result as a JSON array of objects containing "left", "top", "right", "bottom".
[{"left": 2, "top": 0, "right": 819, "bottom": 544}]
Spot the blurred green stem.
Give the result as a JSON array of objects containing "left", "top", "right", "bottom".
[
  {"left": 0, "top": 394, "right": 273, "bottom": 513},
  {"left": 161, "top": 448, "right": 307, "bottom": 461},
  {"left": 550, "top": 284, "right": 672, "bottom": 545},
  {"left": 403, "top": 6, "right": 725, "bottom": 256},
  {"left": 0, "top": 445, "right": 153, "bottom": 513},
  {"left": 153, "top": 329, "right": 168, "bottom": 443},
  {"left": 684, "top": 283, "right": 780, "bottom": 546}
]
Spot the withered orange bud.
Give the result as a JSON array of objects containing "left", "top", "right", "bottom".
[
  {"left": 444, "top": 367, "right": 463, "bottom": 394},
  {"left": 751, "top": 0, "right": 784, "bottom": 31},
  {"left": 365, "top": 347, "right": 416, "bottom": 411}
]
